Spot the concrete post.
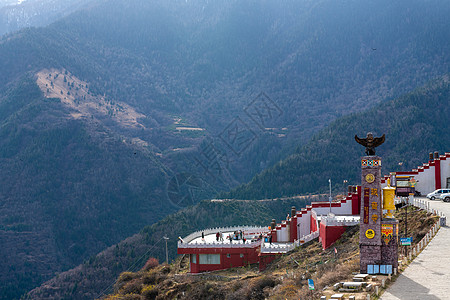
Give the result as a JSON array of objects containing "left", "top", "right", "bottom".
[
  {"left": 367, "top": 295, "right": 371, "bottom": 300},
  {"left": 394, "top": 268, "right": 397, "bottom": 275},
  {"left": 382, "top": 279, "right": 385, "bottom": 288},
  {"left": 375, "top": 286, "right": 380, "bottom": 295}
]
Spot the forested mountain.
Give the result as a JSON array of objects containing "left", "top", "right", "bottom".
[
  {"left": 0, "top": 0, "right": 92, "bottom": 36},
  {"left": 0, "top": 0, "right": 449, "bottom": 298},
  {"left": 222, "top": 75, "right": 450, "bottom": 200}
]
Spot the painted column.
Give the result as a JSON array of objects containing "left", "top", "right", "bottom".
[
  {"left": 290, "top": 206, "right": 297, "bottom": 242},
  {"left": 359, "top": 156, "right": 382, "bottom": 273},
  {"left": 435, "top": 157, "right": 441, "bottom": 190},
  {"left": 351, "top": 187, "right": 361, "bottom": 215}
]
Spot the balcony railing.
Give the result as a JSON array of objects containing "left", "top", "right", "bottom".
[
  {"left": 178, "top": 226, "right": 269, "bottom": 248},
  {"left": 260, "top": 230, "right": 319, "bottom": 254}
]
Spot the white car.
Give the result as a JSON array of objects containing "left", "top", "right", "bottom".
[
  {"left": 439, "top": 193, "right": 450, "bottom": 202},
  {"left": 427, "top": 189, "right": 450, "bottom": 200}
]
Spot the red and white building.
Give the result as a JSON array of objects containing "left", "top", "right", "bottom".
[
  {"left": 178, "top": 151, "right": 450, "bottom": 273},
  {"left": 177, "top": 226, "right": 269, "bottom": 273},
  {"left": 178, "top": 190, "right": 362, "bottom": 272},
  {"left": 381, "top": 152, "right": 450, "bottom": 194}
]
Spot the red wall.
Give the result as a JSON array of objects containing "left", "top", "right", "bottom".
[
  {"left": 259, "top": 253, "right": 278, "bottom": 271},
  {"left": 271, "top": 229, "right": 277, "bottom": 242},
  {"left": 178, "top": 246, "right": 260, "bottom": 273},
  {"left": 319, "top": 222, "right": 346, "bottom": 250},
  {"left": 435, "top": 159, "right": 441, "bottom": 189},
  {"left": 352, "top": 186, "right": 361, "bottom": 215},
  {"left": 310, "top": 214, "right": 318, "bottom": 233},
  {"left": 290, "top": 216, "right": 297, "bottom": 242}
]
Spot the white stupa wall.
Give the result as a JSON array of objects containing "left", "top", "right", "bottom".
[
  {"left": 296, "top": 210, "right": 311, "bottom": 239},
  {"left": 441, "top": 158, "right": 450, "bottom": 189}
]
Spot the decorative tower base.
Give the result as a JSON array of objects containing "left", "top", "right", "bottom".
[{"left": 359, "top": 156, "right": 398, "bottom": 274}]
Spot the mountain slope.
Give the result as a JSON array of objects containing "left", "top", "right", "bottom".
[
  {"left": 222, "top": 75, "right": 450, "bottom": 200},
  {"left": 26, "top": 74, "right": 450, "bottom": 300},
  {"left": 0, "top": 76, "right": 176, "bottom": 299},
  {"left": 27, "top": 197, "right": 319, "bottom": 299},
  {"left": 1, "top": 0, "right": 449, "bottom": 180},
  {"left": 0, "top": 0, "right": 92, "bottom": 36}
]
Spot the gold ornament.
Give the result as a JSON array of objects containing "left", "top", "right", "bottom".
[
  {"left": 365, "top": 229, "right": 375, "bottom": 239},
  {"left": 365, "top": 173, "right": 375, "bottom": 183}
]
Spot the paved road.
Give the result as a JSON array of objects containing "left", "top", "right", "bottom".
[{"left": 381, "top": 197, "right": 450, "bottom": 300}]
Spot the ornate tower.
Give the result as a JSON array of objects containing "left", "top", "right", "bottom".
[
  {"left": 356, "top": 133, "right": 398, "bottom": 274},
  {"left": 359, "top": 156, "right": 383, "bottom": 272}
]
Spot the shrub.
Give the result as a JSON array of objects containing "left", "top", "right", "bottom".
[
  {"left": 114, "top": 272, "right": 139, "bottom": 293},
  {"left": 278, "top": 283, "right": 297, "bottom": 298},
  {"left": 142, "top": 285, "right": 158, "bottom": 300},
  {"left": 142, "top": 272, "right": 157, "bottom": 285},
  {"left": 186, "top": 282, "right": 226, "bottom": 300},
  {"left": 118, "top": 272, "right": 137, "bottom": 283},
  {"left": 121, "top": 280, "right": 142, "bottom": 295},
  {"left": 143, "top": 257, "right": 159, "bottom": 271},
  {"left": 242, "top": 276, "right": 279, "bottom": 300},
  {"left": 254, "top": 276, "right": 278, "bottom": 290}
]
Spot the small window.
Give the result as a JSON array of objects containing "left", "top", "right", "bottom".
[
  {"left": 199, "top": 254, "right": 220, "bottom": 264},
  {"left": 240, "top": 253, "right": 244, "bottom": 258},
  {"left": 227, "top": 253, "right": 231, "bottom": 258},
  {"left": 191, "top": 254, "right": 197, "bottom": 264}
]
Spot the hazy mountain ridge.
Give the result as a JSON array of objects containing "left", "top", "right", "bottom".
[
  {"left": 0, "top": 0, "right": 92, "bottom": 36},
  {"left": 222, "top": 75, "right": 450, "bottom": 200}
]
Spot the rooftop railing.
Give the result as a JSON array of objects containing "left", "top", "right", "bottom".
[
  {"left": 179, "top": 238, "right": 263, "bottom": 249},
  {"left": 178, "top": 226, "right": 269, "bottom": 248},
  {"left": 320, "top": 215, "right": 360, "bottom": 227},
  {"left": 260, "top": 230, "right": 319, "bottom": 253}
]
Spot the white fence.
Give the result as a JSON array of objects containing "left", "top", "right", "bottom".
[
  {"left": 179, "top": 238, "right": 263, "bottom": 249},
  {"left": 260, "top": 230, "right": 319, "bottom": 254},
  {"left": 411, "top": 198, "right": 446, "bottom": 225},
  {"left": 412, "top": 198, "right": 431, "bottom": 212},
  {"left": 260, "top": 242, "right": 296, "bottom": 253},
  {"left": 407, "top": 221, "right": 441, "bottom": 261},
  {"left": 178, "top": 226, "right": 269, "bottom": 248},
  {"left": 295, "top": 230, "right": 320, "bottom": 246},
  {"left": 320, "top": 215, "right": 360, "bottom": 227},
  {"left": 407, "top": 197, "right": 446, "bottom": 260}
]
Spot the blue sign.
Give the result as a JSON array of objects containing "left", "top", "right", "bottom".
[
  {"left": 400, "top": 237, "right": 412, "bottom": 246},
  {"left": 308, "top": 279, "right": 315, "bottom": 290},
  {"left": 368, "top": 264, "right": 393, "bottom": 274}
]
